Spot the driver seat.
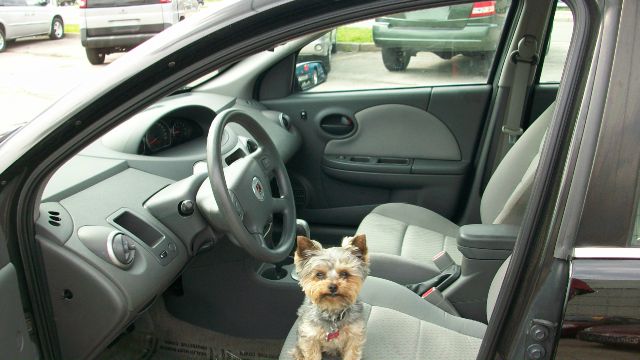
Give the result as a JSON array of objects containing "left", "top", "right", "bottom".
[
  {"left": 279, "top": 257, "right": 511, "bottom": 359},
  {"left": 358, "top": 103, "right": 554, "bottom": 284}
]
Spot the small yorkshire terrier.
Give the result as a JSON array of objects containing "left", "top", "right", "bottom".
[{"left": 292, "top": 234, "right": 369, "bottom": 360}]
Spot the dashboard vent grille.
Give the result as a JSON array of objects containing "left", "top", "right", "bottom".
[{"left": 48, "top": 211, "right": 62, "bottom": 227}]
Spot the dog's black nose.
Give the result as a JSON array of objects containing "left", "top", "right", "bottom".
[{"left": 328, "top": 284, "right": 338, "bottom": 294}]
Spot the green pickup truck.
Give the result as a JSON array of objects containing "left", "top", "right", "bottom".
[{"left": 373, "top": 1, "right": 509, "bottom": 71}]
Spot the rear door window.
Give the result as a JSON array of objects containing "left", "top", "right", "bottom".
[{"left": 539, "top": 1, "right": 574, "bottom": 83}]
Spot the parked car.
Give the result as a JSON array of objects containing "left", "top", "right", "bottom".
[
  {"left": 2, "top": 1, "right": 640, "bottom": 360},
  {"left": 372, "top": 1, "right": 507, "bottom": 70},
  {"left": 298, "top": 29, "right": 336, "bottom": 72},
  {"left": 295, "top": 60, "right": 327, "bottom": 90},
  {"left": 0, "top": 0, "right": 64, "bottom": 52},
  {"left": 78, "top": 0, "right": 199, "bottom": 65}
]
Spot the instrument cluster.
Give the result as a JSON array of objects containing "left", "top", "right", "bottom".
[{"left": 139, "top": 117, "right": 203, "bottom": 155}]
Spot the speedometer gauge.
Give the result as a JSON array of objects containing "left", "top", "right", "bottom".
[
  {"left": 144, "top": 122, "right": 172, "bottom": 153},
  {"left": 170, "top": 119, "right": 193, "bottom": 143}
]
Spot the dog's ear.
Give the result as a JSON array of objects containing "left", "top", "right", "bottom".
[
  {"left": 295, "top": 236, "right": 321, "bottom": 263},
  {"left": 343, "top": 234, "right": 368, "bottom": 264}
]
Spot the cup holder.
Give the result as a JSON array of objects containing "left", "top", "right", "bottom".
[{"left": 262, "top": 267, "right": 288, "bottom": 280}]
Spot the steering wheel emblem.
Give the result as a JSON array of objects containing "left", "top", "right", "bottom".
[{"left": 252, "top": 177, "right": 265, "bottom": 201}]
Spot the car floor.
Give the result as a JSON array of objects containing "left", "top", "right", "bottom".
[{"left": 96, "top": 297, "right": 284, "bottom": 360}]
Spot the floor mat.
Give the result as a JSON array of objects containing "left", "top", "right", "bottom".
[{"left": 97, "top": 298, "right": 284, "bottom": 360}]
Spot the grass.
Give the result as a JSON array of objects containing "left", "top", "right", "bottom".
[
  {"left": 336, "top": 27, "right": 373, "bottom": 43},
  {"left": 64, "top": 23, "right": 80, "bottom": 34}
]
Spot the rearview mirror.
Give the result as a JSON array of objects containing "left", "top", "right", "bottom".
[{"left": 295, "top": 61, "right": 327, "bottom": 91}]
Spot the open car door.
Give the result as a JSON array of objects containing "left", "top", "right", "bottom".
[{"left": 0, "top": 238, "right": 38, "bottom": 358}]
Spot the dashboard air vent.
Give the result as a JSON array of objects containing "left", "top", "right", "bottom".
[
  {"left": 48, "top": 210, "right": 62, "bottom": 227},
  {"left": 279, "top": 113, "right": 291, "bottom": 130},
  {"left": 246, "top": 139, "right": 258, "bottom": 153}
]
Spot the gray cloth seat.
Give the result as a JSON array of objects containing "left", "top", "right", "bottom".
[
  {"left": 279, "top": 258, "right": 511, "bottom": 360},
  {"left": 358, "top": 104, "right": 554, "bottom": 284}
]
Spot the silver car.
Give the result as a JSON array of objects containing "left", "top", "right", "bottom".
[
  {"left": 0, "top": 0, "right": 65, "bottom": 52},
  {"left": 79, "top": 0, "right": 199, "bottom": 65}
]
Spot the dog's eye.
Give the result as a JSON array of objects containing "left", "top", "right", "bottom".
[
  {"left": 316, "top": 272, "right": 325, "bottom": 279},
  {"left": 339, "top": 271, "right": 349, "bottom": 279}
]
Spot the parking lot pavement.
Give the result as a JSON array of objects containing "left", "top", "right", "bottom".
[
  {"left": 0, "top": 34, "right": 123, "bottom": 133},
  {"left": 312, "top": 51, "right": 490, "bottom": 92}
]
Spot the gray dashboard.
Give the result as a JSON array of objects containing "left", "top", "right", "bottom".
[{"left": 34, "top": 91, "right": 301, "bottom": 359}]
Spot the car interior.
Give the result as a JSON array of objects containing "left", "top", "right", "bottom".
[{"left": 29, "top": 0, "right": 575, "bottom": 358}]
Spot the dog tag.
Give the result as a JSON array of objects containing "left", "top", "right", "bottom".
[{"left": 326, "top": 330, "right": 340, "bottom": 341}]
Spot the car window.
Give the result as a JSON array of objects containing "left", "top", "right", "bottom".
[
  {"left": 295, "top": 0, "right": 513, "bottom": 92},
  {"left": 539, "top": 1, "right": 574, "bottom": 83}
]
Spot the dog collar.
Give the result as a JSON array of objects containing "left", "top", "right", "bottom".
[
  {"left": 325, "top": 308, "right": 347, "bottom": 341},
  {"left": 326, "top": 329, "right": 340, "bottom": 341}
]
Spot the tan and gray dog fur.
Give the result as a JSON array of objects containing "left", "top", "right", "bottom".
[{"left": 292, "top": 234, "right": 369, "bottom": 360}]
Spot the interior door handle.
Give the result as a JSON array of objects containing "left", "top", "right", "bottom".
[{"left": 319, "top": 114, "right": 355, "bottom": 136}]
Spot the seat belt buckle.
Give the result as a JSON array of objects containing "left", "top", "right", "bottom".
[
  {"left": 420, "top": 287, "right": 460, "bottom": 316},
  {"left": 432, "top": 251, "right": 455, "bottom": 272},
  {"left": 501, "top": 126, "right": 524, "bottom": 145},
  {"left": 421, "top": 287, "right": 435, "bottom": 298}
]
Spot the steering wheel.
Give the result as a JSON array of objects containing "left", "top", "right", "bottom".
[{"left": 203, "top": 109, "right": 296, "bottom": 263}]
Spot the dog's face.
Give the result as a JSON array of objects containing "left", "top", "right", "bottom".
[{"left": 295, "top": 235, "right": 369, "bottom": 312}]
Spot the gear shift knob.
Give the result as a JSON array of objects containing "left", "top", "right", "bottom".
[{"left": 296, "top": 219, "right": 311, "bottom": 238}]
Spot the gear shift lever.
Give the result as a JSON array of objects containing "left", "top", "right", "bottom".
[
  {"left": 296, "top": 219, "right": 311, "bottom": 238},
  {"left": 288, "top": 219, "right": 311, "bottom": 281}
]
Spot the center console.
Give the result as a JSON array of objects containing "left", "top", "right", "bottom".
[{"left": 442, "top": 224, "right": 519, "bottom": 321}]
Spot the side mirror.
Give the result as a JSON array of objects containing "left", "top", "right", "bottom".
[{"left": 295, "top": 61, "right": 327, "bottom": 91}]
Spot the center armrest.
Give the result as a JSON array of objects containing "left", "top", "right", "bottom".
[{"left": 457, "top": 224, "right": 519, "bottom": 260}]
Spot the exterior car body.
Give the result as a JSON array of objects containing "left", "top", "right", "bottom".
[
  {"left": 0, "top": 1, "right": 640, "bottom": 360},
  {"left": 78, "top": 0, "right": 198, "bottom": 64},
  {"left": 372, "top": 1, "right": 505, "bottom": 70},
  {"left": 0, "top": 0, "right": 64, "bottom": 52}
]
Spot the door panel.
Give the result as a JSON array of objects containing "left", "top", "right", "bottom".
[
  {"left": 0, "top": 243, "right": 39, "bottom": 359},
  {"left": 263, "top": 85, "right": 491, "bottom": 231},
  {"left": 324, "top": 104, "right": 461, "bottom": 161},
  {"left": 29, "top": 2, "right": 52, "bottom": 36},
  {"left": 3, "top": 2, "right": 31, "bottom": 38}
]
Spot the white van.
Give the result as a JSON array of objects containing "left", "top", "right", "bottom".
[
  {"left": 79, "top": 0, "right": 198, "bottom": 65},
  {"left": 0, "top": 0, "right": 65, "bottom": 52}
]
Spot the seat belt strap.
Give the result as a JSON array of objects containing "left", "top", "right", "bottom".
[{"left": 499, "top": 35, "right": 539, "bottom": 150}]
